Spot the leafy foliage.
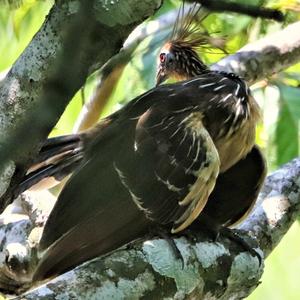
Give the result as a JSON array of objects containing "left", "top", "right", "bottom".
[{"left": 275, "top": 83, "right": 300, "bottom": 166}]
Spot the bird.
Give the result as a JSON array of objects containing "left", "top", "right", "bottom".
[{"left": 6, "top": 4, "right": 265, "bottom": 282}]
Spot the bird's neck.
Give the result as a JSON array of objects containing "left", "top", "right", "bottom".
[
  {"left": 177, "top": 60, "right": 208, "bottom": 81},
  {"left": 187, "top": 50, "right": 209, "bottom": 78}
]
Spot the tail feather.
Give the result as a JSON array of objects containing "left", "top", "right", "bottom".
[
  {"left": 12, "top": 135, "right": 84, "bottom": 198},
  {"left": 17, "top": 151, "right": 83, "bottom": 196},
  {"left": 32, "top": 134, "right": 81, "bottom": 166},
  {"left": 33, "top": 211, "right": 148, "bottom": 281},
  {"left": 41, "top": 134, "right": 81, "bottom": 149}
]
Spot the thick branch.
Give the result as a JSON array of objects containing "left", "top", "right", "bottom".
[{"left": 212, "top": 21, "right": 300, "bottom": 83}]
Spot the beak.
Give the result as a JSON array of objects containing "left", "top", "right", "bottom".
[{"left": 156, "top": 67, "right": 168, "bottom": 86}]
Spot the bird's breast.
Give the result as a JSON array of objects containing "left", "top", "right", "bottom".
[
  {"left": 213, "top": 95, "right": 261, "bottom": 172},
  {"left": 215, "top": 121, "right": 256, "bottom": 172}
]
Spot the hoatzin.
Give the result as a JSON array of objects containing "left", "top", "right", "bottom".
[{"left": 6, "top": 6, "right": 266, "bottom": 282}]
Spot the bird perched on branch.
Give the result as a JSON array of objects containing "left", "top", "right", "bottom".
[{"left": 5, "top": 4, "right": 266, "bottom": 282}]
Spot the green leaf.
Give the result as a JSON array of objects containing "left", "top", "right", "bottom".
[
  {"left": 275, "top": 84, "right": 300, "bottom": 166},
  {"left": 0, "top": 1, "right": 52, "bottom": 71}
]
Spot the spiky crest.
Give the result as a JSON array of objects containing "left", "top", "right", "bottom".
[{"left": 168, "top": 3, "right": 226, "bottom": 54}]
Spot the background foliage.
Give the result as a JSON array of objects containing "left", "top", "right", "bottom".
[{"left": 0, "top": 0, "right": 300, "bottom": 299}]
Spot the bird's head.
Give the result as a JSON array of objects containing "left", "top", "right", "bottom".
[
  {"left": 156, "top": 4, "right": 226, "bottom": 86},
  {"left": 156, "top": 40, "right": 207, "bottom": 86}
]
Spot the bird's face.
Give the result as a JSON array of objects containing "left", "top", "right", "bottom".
[
  {"left": 156, "top": 43, "right": 178, "bottom": 86},
  {"left": 156, "top": 42, "right": 207, "bottom": 86}
]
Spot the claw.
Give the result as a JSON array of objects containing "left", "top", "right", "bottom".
[
  {"left": 219, "top": 226, "right": 263, "bottom": 266},
  {"left": 181, "top": 217, "right": 263, "bottom": 266},
  {"left": 149, "top": 227, "right": 184, "bottom": 268}
]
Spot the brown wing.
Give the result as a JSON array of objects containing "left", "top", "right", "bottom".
[
  {"left": 127, "top": 104, "right": 220, "bottom": 233},
  {"left": 201, "top": 145, "right": 266, "bottom": 227}
]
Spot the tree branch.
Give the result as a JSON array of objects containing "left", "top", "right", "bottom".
[
  {"left": 212, "top": 21, "right": 300, "bottom": 83},
  {"left": 189, "top": 0, "right": 284, "bottom": 21}
]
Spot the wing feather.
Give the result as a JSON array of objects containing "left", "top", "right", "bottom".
[{"left": 122, "top": 105, "right": 220, "bottom": 233}]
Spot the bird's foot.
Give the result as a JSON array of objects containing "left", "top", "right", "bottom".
[
  {"left": 179, "top": 227, "right": 209, "bottom": 243},
  {"left": 182, "top": 218, "right": 262, "bottom": 266},
  {"left": 148, "top": 226, "right": 184, "bottom": 268},
  {"left": 219, "top": 226, "right": 262, "bottom": 266}
]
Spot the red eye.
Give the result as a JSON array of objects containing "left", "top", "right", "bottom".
[{"left": 159, "top": 53, "right": 166, "bottom": 63}]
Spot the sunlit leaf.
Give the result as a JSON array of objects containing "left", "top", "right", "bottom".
[
  {"left": 275, "top": 83, "right": 300, "bottom": 166},
  {"left": 0, "top": 1, "right": 52, "bottom": 70}
]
